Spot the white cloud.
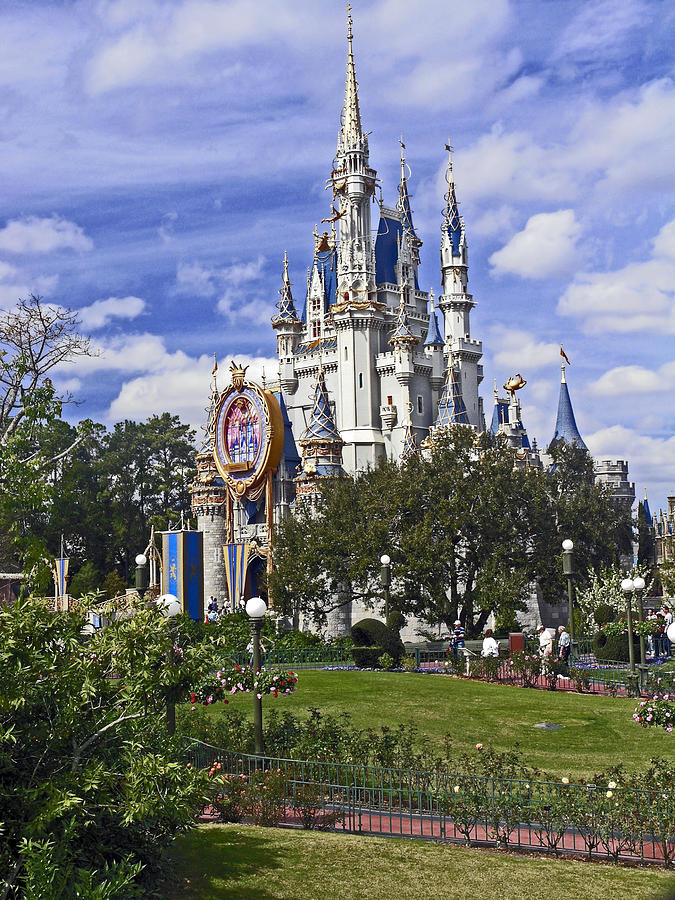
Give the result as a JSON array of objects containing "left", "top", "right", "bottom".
[
  {"left": 558, "top": 217, "right": 675, "bottom": 333},
  {"left": 490, "top": 210, "right": 582, "bottom": 279},
  {"left": 591, "top": 361, "right": 675, "bottom": 396},
  {"left": 175, "top": 255, "right": 271, "bottom": 324},
  {"left": 78, "top": 296, "right": 146, "bottom": 330},
  {"left": 472, "top": 204, "right": 516, "bottom": 238},
  {"left": 490, "top": 328, "right": 562, "bottom": 372},
  {"left": 554, "top": 0, "right": 650, "bottom": 62},
  {"left": 0, "top": 264, "right": 59, "bottom": 310},
  {"left": 108, "top": 350, "right": 277, "bottom": 426},
  {"left": 0, "top": 216, "right": 93, "bottom": 254},
  {"left": 586, "top": 424, "right": 675, "bottom": 503}
]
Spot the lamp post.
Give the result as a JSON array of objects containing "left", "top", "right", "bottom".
[
  {"left": 633, "top": 576, "right": 647, "bottom": 673},
  {"left": 561, "top": 540, "right": 575, "bottom": 652},
  {"left": 156, "top": 592, "right": 181, "bottom": 735},
  {"left": 246, "top": 596, "right": 267, "bottom": 756},
  {"left": 135, "top": 553, "right": 148, "bottom": 598},
  {"left": 620, "top": 578, "right": 641, "bottom": 697},
  {"left": 380, "top": 555, "right": 391, "bottom": 623}
]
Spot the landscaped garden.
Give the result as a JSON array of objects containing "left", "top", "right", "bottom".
[
  {"left": 178, "top": 669, "right": 673, "bottom": 779},
  {"left": 162, "top": 824, "right": 675, "bottom": 900}
]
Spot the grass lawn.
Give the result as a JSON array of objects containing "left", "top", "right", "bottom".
[
  {"left": 163, "top": 824, "right": 675, "bottom": 900},
  {"left": 182, "top": 670, "right": 673, "bottom": 779}
]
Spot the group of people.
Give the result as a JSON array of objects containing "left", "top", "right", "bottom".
[
  {"left": 537, "top": 624, "right": 571, "bottom": 663},
  {"left": 205, "top": 597, "right": 225, "bottom": 623},
  {"left": 647, "top": 605, "right": 673, "bottom": 658}
]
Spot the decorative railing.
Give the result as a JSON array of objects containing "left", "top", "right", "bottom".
[{"left": 187, "top": 740, "right": 675, "bottom": 867}]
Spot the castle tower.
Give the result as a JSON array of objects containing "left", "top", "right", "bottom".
[
  {"left": 271, "top": 252, "right": 303, "bottom": 393},
  {"left": 423, "top": 289, "right": 445, "bottom": 395},
  {"left": 548, "top": 364, "right": 587, "bottom": 450},
  {"left": 437, "top": 142, "right": 484, "bottom": 429},
  {"left": 434, "top": 354, "right": 470, "bottom": 428},
  {"left": 295, "top": 364, "right": 345, "bottom": 505}
]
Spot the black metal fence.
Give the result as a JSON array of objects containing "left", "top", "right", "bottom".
[{"left": 188, "top": 740, "right": 675, "bottom": 867}]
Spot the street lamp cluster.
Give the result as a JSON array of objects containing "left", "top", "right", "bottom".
[{"left": 621, "top": 576, "right": 646, "bottom": 690}]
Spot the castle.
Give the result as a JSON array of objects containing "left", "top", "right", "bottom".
[{"left": 191, "top": 10, "right": 636, "bottom": 635}]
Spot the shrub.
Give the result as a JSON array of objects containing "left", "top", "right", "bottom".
[
  {"left": 352, "top": 646, "right": 383, "bottom": 668},
  {"left": 401, "top": 655, "right": 417, "bottom": 672},
  {"left": 351, "top": 618, "right": 405, "bottom": 663},
  {"left": 385, "top": 609, "right": 406, "bottom": 633},
  {"left": 292, "top": 782, "right": 343, "bottom": 830},
  {"left": 508, "top": 651, "right": 541, "bottom": 688},
  {"left": 243, "top": 769, "right": 288, "bottom": 827},
  {"left": 594, "top": 602, "right": 616, "bottom": 627},
  {"left": 377, "top": 652, "right": 395, "bottom": 670},
  {"left": 208, "top": 771, "right": 247, "bottom": 823},
  {"left": 593, "top": 631, "right": 639, "bottom": 662},
  {"left": 633, "top": 690, "right": 674, "bottom": 732},
  {"left": 569, "top": 666, "right": 591, "bottom": 693}
]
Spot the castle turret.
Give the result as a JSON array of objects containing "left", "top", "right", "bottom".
[
  {"left": 434, "top": 355, "right": 470, "bottom": 428},
  {"left": 272, "top": 252, "right": 303, "bottom": 393},
  {"left": 436, "top": 141, "right": 483, "bottom": 429},
  {"left": 548, "top": 364, "right": 587, "bottom": 450},
  {"left": 295, "top": 364, "right": 345, "bottom": 504}
]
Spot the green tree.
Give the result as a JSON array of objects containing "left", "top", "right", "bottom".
[
  {"left": 0, "top": 595, "right": 216, "bottom": 897},
  {"left": 270, "top": 428, "right": 631, "bottom": 635}
]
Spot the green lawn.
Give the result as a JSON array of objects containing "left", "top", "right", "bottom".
[
  {"left": 183, "top": 670, "right": 673, "bottom": 779},
  {"left": 163, "top": 824, "right": 675, "bottom": 900}
]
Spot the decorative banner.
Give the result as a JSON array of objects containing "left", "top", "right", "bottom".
[
  {"left": 160, "top": 531, "right": 204, "bottom": 621},
  {"left": 54, "top": 557, "right": 69, "bottom": 600},
  {"left": 212, "top": 362, "right": 284, "bottom": 499},
  {"left": 223, "top": 542, "right": 250, "bottom": 609}
]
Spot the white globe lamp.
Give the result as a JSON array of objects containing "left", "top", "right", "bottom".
[
  {"left": 156, "top": 593, "right": 181, "bottom": 618},
  {"left": 246, "top": 596, "right": 267, "bottom": 619},
  {"left": 561, "top": 539, "right": 573, "bottom": 551}
]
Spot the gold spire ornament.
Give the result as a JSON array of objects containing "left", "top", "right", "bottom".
[{"left": 229, "top": 361, "right": 249, "bottom": 392}]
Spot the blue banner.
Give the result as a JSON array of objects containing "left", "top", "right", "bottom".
[{"left": 161, "top": 531, "right": 204, "bottom": 621}]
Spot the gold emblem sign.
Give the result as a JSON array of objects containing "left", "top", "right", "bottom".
[{"left": 212, "top": 362, "right": 284, "bottom": 498}]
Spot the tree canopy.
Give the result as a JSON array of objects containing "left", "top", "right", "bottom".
[{"left": 269, "top": 428, "right": 631, "bottom": 635}]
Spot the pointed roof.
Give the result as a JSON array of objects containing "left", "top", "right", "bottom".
[
  {"left": 435, "top": 362, "right": 469, "bottom": 427},
  {"left": 389, "top": 286, "right": 417, "bottom": 345},
  {"left": 340, "top": 5, "right": 362, "bottom": 147},
  {"left": 272, "top": 252, "right": 301, "bottom": 325},
  {"left": 397, "top": 140, "right": 419, "bottom": 244},
  {"left": 299, "top": 366, "right": 343, "bottom": 445},
  {"left": 549, "top": 365, "right": 587, "bottom": 450},
  {"left": 400, "top": 402, "right": 418, "bottom": 463},
  {"left": 442, "top": 141, "right": 462, "bottom": 255},
  {"left": 490, "top": 399, "right": 509, "bottom": 435},
  {"left": 642, "top": 489, "right": 653, "bottom": 527},
  {"left": 424, "top": 290, "right": 444, "bottom": 346}
]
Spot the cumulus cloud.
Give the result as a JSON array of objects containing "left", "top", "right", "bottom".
[
  {"left": 78, "top": 296, "right": 146, "bottom": 330},
  {"left": 0, "top": 260, "right": 58, "bottom": 309},
  {"left": 490, "top": 328, "right": 562, "bottom": 372},
  {"left": 0, "top": 216, "right": 93, "bottom": 254},
  {"left": 558, "top": 217, "right": 675, "bottom": 333},
  {"left": 490, "top": 210, "right": 582, "bottom": 279},
  {"left": 591, "top": 361, "right": 675, "bottom": 396},
  {"left": 175, "top": 255, "right": 271, "bottom": 324},
  {"left": 586, "top": 424, "right": 675, "bottom": 504}
]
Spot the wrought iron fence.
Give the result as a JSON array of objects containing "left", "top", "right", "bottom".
[
  {"left": 188, "top": 740, "right": 675, "bottom": 866},
  {"left": 230, "top": 647, "right": 354, "bottom": 669}
]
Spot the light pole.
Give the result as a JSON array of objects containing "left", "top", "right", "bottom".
[
  {"left": 156, "top": 592, "right": 181, "bottom": 735},
  {"left": 620, "top": 578, "right": 640, "bottom": 697},
  {"left": 246, "top": 596, "right": 267, "bottom": 756},
  {"left": 380, "top": 554, "right": 391, "bottom": 623},
  {"left": 561, "top": 540, "right": 575, "bottom": 652},
  {"left": 633, "top": 576, "right": 647, "bottom": 673},
  {"left": 135, "top": 553, "right": 148, "bottom": 598}
]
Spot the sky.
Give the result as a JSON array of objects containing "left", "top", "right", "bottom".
[{"left": 1, "top": 0, "right": 674, "bottom": 512}]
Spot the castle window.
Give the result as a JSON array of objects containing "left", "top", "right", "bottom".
[
  {"left": 344, "top": 346, "right": 348, "bottom": 361},
  {"left": 312, "top": 321, "right": 320, "bottom": 338},
  {"left": 387, "top": 395, "right": 393, "bottom": 405},
  {"left": 359, "top": 373, "right": 363, "bottom": 389},
  {"left": 417, "top": 395, "right": 423, "bottom": 414}
]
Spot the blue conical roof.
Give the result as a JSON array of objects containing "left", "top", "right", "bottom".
[
  {"left": 442, "top": 145, "right": 462, "bottom": 255},
  {"left": 642, "top": 491, "right": 653, "bottom": 527},
  {"left": 271, "top": 252, "right": 301, "bottom": 325},
  {"left": 436, "top": 364, "right": 469, "bottom": 427},
  {"left": 490, "top": 400, "right": 509, "bottom": 435},
  {"left": 397, "top": 147, "right": 419, "bottom": 243},
  {"left": 549, "top": 370, "right": 587, "bottom": 450},
  {"left": 424, "top": 309, "right": 443, "bottom": 346},
  {"left": 300, "top": 368, "right": 343, "bottom": 444}
]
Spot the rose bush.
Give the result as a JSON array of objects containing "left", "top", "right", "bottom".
[
  {"left": 189, "top": 666, "right": 298, "bottom": 706},
  {"left": 633, "top": 689, "right": 674, "bottom": 733}
]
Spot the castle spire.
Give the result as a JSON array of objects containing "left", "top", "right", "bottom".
[
  {"left": 400, "top": 400, "right": 418, "bottom": 463},
  {"left": 389, "top": 283, "right": 417, "bottom": 346},
  {"left": 549, "top": 364, "right": 587, "bottom": 451},
  {"left": 341, "top": 4, "right": 363, "bottom": 148},
  {"left": 435, "top": 357, "right": 469, "bottom": 428},
  {"left": 442, "top": 140, "right": 462, "bottom": 254},
  {"left": 397, "top": 137, "right": 417, "bottom": 239},
  {"left": 272, "top": 250, "right": 301, "bottom": 325},
  {"left": 423, "top": 289, "right": 444, "bottom": 347}
]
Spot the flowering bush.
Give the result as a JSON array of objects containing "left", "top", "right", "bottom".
[
  {"left": 190, "top": 665, "right": 298, "bottom": 706},
  {"left": 601, "top": 618, "right": 659, "bottom": 638},
  {"left": 633, "top": 689, "right": 674, "bottom": 733},
  {"left": 508, "top": 651, "right": 541, "bottom": 688}
]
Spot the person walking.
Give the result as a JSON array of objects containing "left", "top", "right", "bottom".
[
  {"left": 537, "top": 625, "right": 553, "bottom": 658},
  {"left": 451, "top": 619, "right": 465, "bottom": 656},
  {"left": 663, "top": 606, "right": 673, "bottom": 657},
  {"left": 557, "top": 625, "right": 571, "bottom": 665}
]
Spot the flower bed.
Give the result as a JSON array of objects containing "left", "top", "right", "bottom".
[{"left": 190, "top": 665, "right": 298, "bottom": 706}]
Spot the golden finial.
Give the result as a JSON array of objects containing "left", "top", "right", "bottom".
[{"left": 229, "top": 360, "right": 248, "bottom": 391}]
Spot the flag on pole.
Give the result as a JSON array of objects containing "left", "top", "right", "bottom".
[
  {"left": 560, "top": 345, "right": 571, "bottom": 366},
  {"left": 54, "top": 557, "right": 69, "bottom": 600},
  {"left": 223, "top": 543, "right": 250, "bottom": 610}
]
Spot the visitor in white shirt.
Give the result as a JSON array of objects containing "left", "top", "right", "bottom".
[{"left": 481, "top": 628, "right": 500, "bottom": 658}]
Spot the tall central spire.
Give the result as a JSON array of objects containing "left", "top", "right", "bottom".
[{"left": 341, "top": 4, "right": 363, "bottom": 148}]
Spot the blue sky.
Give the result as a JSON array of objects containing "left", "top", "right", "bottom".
[{"left": 1, "top": 0, "right": 674, "bottom": 510}]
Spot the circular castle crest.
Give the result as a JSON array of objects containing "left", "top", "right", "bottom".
[{"left": 212, "top": 362, "right": 284, "bottom": 497}]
